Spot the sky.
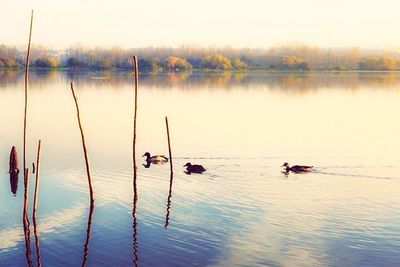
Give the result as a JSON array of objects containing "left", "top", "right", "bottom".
[{"left": 1, "top": 0, "right": 400, "bottom": 49}]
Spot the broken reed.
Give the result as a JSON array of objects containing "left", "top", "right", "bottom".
[
  {"left": 32, "top": 140, "right": 41, "bottom": 220},
  {"left": 70, "top": 82, "right": 94, "bottom": 204},
  {"left": 165, "top": 117, "right": 173, "bottom": 174}
]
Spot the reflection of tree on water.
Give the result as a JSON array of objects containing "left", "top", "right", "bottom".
[
  {"left": 166, "top": 71, "right": 192, "bottom": 83},
  {"left": 0, "top": 70, "right": 23, "bottom": 87},
  {"left": 358, "top": 72, "right": 398, "bottom": 87},
  {"left": 2, "top": 71, "right": 400, "bottom": 92}
]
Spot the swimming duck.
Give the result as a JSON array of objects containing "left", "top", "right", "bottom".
[
  {"left": 142, "top": 152, "right": 168, "bottom": 164},
  {"left": 183, "top": 163, "right": 206, "bottom": 174},
  {"left": 281, "top": 162, "right": 313, "bottom": 173}
]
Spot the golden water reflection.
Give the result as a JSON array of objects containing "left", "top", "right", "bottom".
[{"left": 1, "top": 70, "right": 400, "bottom": 93}]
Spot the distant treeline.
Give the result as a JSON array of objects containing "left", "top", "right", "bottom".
[{"left": 1, "top": 44, "right": 400, "bottom": 71}]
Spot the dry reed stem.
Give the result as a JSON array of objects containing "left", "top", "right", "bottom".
[
  {"left": 133, "top": 56, "right": 139, "bottom": 196},
  {"left": 23, "top": 10, "right": 33, "bottom": 174},
  {"left": 32, "top": 140, "right": 41, "bottom": 219},
  {"left": 70, "top": 82, "right": 94, "bottom": 205}
]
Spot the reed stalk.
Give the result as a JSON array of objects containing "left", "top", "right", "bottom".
[
  {"left": 164, "top": 116, "right": 174, "bottom": 228},
  {"left": 164, "top": 172, "right": 173, "bottom": 229},
  {"left": 32, "top": 140, "right": 41, "bottom": 219},
  {"left": 70, "top": 82, "right": 94, "bottom": 205},
  {"left": 132, "top": 56, "right": 139, "bottom": 266},
  {"left": 133, "top": 56, "right": 139, "bottom": 197},
  {"left": 23, "top": 10, "right": 33, "bottom": 175},
  {"left": 165, "top": 117, "right": 173, "bottom": 174}
]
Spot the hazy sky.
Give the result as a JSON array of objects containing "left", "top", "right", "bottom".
[{"left": 1, "top": 0, "right": 399, "bottom": 49}]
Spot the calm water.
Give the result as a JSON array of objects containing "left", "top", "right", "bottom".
[{"left": 0, "top": 70, "right": 399, "bottom": 267}]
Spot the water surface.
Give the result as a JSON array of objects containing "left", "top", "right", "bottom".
[{"left": 0, "top": 70, "right": 399, "bottom": 266}]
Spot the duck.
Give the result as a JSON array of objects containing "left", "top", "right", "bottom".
[
  {"left": 281, "top": 162, "right": 313, "bottom": 173},
  {"left": 142, "top": 152, "right": 168, "bottom": 164},
  {"left": 183, "top": 163, "right": 206, "bottom": 174}
]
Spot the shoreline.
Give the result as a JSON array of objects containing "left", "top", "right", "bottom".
[{"left": 1, "top": 67, "right": 400, "bottom": 74}]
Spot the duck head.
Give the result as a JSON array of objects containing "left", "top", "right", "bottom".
[
  {"left": 281, "top": 162, "right": 289, "bottom": 167},
  {"left": 183, "top": 163, "right": 192, "bottom": 167},
  {"left": 142, "top": 152, "right": 150, "bottom": 158}
]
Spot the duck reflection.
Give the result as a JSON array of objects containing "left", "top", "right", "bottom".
[
  {"left": 81, "top": 204, "right": 94, "bottom": 267},
  {"left": 142, "top": 161, "right": 151, "bottom": 168},
  {"left": 142, "top": 152, "right": 168, "bottom": 168},
  {"left": 164, "top": 172, "right": 174, "bottom": 229}
]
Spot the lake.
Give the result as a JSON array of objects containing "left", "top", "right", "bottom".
[{"left": 0, "top": 70, "right": 399, "bottom": 266}]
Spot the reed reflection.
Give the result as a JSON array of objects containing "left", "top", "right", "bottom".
[
  {"left": 32, "top": 216, "right": 42, "bottom": 267},
  {"left": 164, "top": 172, "right": 173, "bottom": 229},
  {"left": 164, "top": 116, "right": 174, "bottom": 229},
  {"left": 32, "top": 140, "right": 42, "bottom": 267},
  {"left": 132, "top": 192, "right": 139, "bottom": 267},
  {"left": 22, "top": 168, "right": 33, "bottom": 267},
  {"left": 81, "top": 204, "right": 94, "bottom": 267}
]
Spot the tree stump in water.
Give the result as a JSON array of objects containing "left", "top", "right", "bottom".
[{"left": 9, "top": 146, "right": 19, "bottom": 174}]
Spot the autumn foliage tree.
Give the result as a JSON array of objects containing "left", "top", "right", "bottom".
[
  {"left": 0, "top": 58, "right": 20, "bottom": 68},
  {"left": 202, "top": 54, "right": 232, "bottom": 70},
  {"left": 66, "top": 57, "right": 87, "bottom": 68},
  {"left": 1, "top": 44, "right": 400, "bottom": 71},
  {"left": 277, "top": 56, "right": 309, "bottom": 70},
  {"left": 232, "top": 58, "right": 248, "bottom": 69},
  {"left": 34, "top": 56, "right": 59, "bottom": 68},
  {"left": 163, "top": 56, "right": 192, "bottom": 70},
  {"left": 92, "top": 59, "right": 112, "bottom": 70},
  {"left": 359, "top": 56, "right": 397, "bottom": 71}
]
